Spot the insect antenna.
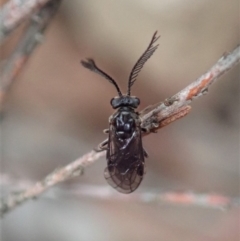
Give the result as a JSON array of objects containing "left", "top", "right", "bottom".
[
  {"left": 127, "top": 31, "right": 160, "bottom": 96},
  {"left": 81, "top": 58, "right": 122, "bottom": 96}
]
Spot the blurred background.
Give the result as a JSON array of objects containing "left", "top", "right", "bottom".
[{"left": 1, "top": 0, "right": 239, "bottom": 240}]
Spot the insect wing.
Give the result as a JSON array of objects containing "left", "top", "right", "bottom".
[{"left": 104, "top": 124, "right": 145, "bottom": 193}]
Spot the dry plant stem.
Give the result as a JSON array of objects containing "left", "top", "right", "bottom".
[
  {"left": 0, "top": 0, "right": 54, "bottom": 44},
  {"left": 1, "top": 177, "right": 238, "bottom": 210},
  {"left": 0, "top": 0, "right": 61, "bottom": 108},
  {"left": 141, "top": 45, "right": 240, "bottom": 131},
  {"left": 66, "top": 185, "right": 240, "bottom": 210},
  {"left": 0, "top": 45, "right": 239, "bottom": 216},
  {"left": 0, "top": 151, "right": 105, "bottom": 216}
]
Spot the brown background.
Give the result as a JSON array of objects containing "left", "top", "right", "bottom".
[{"left": 1, "top": 0, "right": 239, "bottom": 240}]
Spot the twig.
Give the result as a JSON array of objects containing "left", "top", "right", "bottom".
[
  {"left": 0, "top": 0, "right": 54, "bottom": 44},
  {"left": 1, "top": 177, "right": 238, "bottom": 210},
  {"left": 141, "top": 45, "right": 240, "bottom": 131},
  {"left": 0, "top": 151, "right": 105, "bottom": 216},
  {"left": 63, "top": 185, "right": 240, "bottom": 210},
  {"left": 0, "top": 0, "right": 62, "bottom": 109},
  {"left": 0, "top": 45, "right": 239, "bottom": 216}
]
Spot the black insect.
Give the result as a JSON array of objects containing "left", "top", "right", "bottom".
[{"left": 81, "top": 32, "right": 160, "bottom": 193}]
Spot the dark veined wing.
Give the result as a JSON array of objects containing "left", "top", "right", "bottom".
[{"left": 104, "top": 124, "right": 145, "bottom": 194}]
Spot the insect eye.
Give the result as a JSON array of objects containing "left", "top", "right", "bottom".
[
  {"left": 110, "top": 97, "right": 120, "bottom": 109},
  {"left": 132, "top": 97, "right": 140, "bottom": 108}
]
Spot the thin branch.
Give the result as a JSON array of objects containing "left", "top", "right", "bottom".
[
  {"left": 0, "top": 0, "right": 62, "bottom": 109},
  {"left": 0, "top": 45, "right": 239, "bottom": 216},
  {"left": 62, "top": 186, "right": 240, "bottom": 210},
  {"left": 0, "top": 0, "right": 54, "bottom": 44},
  {"left": 0, "top": 151, "right": 105, "bottom": 216},
  {"left": 1, "top": 177, "right": 239, "bottom": 210},
  {"left": 141, "top": 45, "right": 240, "bottom": 131}
]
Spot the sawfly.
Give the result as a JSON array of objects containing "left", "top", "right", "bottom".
[{"left": 81, "top": 31, "right": 160, "bottom": 193}]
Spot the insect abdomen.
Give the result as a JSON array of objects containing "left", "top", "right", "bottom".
[{"left": 105, "top": 108, "right": 145, "bottom": 193}]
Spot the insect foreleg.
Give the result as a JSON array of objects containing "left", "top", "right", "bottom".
[
  {"left": 95, "top": 138, "right": 108, "bottom": 152},
  {"left": 141, "top": 114, "right": 159, "bottom": 134},
  {"left": 103, "top": 129, "right": 109, "bottom": 134},
  {"left": 143, "top": 148, "right": 148, "bottom": 158}
]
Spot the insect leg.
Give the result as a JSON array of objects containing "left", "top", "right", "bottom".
[
  {"left": 141, "top": 114, "right": 159, "bottom": 134},
  {"left": 143, "top": 148, "right": 149, "bottom": 158},
  {"left": 103, "top": 129, "right": 109, "bottom": 134},
  {"left": 95, "top": 138, "right": 108, "bottom": 152}
]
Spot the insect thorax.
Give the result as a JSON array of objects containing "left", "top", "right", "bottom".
[{"left": 110, "top": 107, "right": 141, "bottom": 139}]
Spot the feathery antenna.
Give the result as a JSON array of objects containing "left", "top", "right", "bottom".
[
  {"left": 81, "top": 59, "right": 122, "bottom": 96},
  {"left": 127, "top": 31, "right": 160, "bottom": 96}
]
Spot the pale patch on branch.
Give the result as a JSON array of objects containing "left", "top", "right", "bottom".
[{"left": 0, "top": 0, "right": 56, "bottom": 43}]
